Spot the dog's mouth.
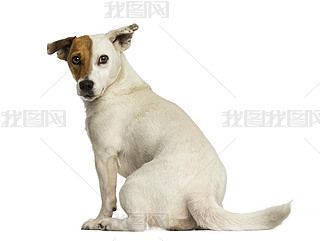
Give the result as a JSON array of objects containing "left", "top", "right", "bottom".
[
  {"left": 84, "top": 94, "right": 93, "bottom": 98},
  {"left": 79, "top": 87, "right": 108, "bottom": 101},
  {"left": 81, "top": 95, "right": 95, "bottom": 101},
  {"left": 79, "top": 92, "right": 96, "bottom": 101},
  {"left": 80, "top": 88, "right": 106, "bottom": 101}
]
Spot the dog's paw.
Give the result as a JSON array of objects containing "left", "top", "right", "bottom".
[
  {"left": 97, "top": 218, "right": 112, "bottom": 231},
  {"left": 81, "top": 218, "right": 101, "bottom": 230}
]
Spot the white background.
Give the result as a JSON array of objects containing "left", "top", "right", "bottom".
[{"left": 0, "top": 0, "right": 319, "bottom": 240}]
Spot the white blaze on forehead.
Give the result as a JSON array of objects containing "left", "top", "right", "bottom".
[
  {"left": 89, "top": 34, "right": 110, "bottom": 54},
  {"left": 87, "top": 34, "right": 122, "bottom": 95}
]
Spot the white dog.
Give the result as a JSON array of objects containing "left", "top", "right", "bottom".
[{"left": 47, "top": 24, "right": 291, "bottom": 231}]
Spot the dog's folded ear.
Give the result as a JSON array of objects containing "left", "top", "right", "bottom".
[
  {"left": 107, "top": 24, "right": 139, "bottom": 52},
  {"left": 47, "top": 36, "right": 76, "bottom": 61}
]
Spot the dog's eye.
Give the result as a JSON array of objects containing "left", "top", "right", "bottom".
[
  {"left": 98, "top": 55, "right": 109, "bottom": 65},
  {"left": 72, "top": 56, "right": 81, "bottom": 65}
]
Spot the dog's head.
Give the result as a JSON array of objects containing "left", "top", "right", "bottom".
[{"left": 47, "top": 24, "right": 139, "bottom": 101}]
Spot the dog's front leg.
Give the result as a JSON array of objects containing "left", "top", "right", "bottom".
[{"left": 81, "top": 150, "right": 118, "bottom": 230}]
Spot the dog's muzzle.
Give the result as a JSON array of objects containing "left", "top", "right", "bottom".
[{"left": 79, "top": 79, "right": 94, "bottom": 99}]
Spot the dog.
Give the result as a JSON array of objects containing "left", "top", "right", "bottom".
[{"left": 47, "top": 23, "right": 291, "bottom": 231}]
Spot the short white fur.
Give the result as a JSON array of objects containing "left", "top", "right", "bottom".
[{"left": 59, "top": 24, "right": 291, "bottom": 231}]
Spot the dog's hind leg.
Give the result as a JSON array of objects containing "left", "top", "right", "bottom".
[
  {"left": 97, "top": 214, "right": 146, "bottom": 231},
  {"left": 214, "top": 162, "right": 227, "bottom": 207},
  {"left": 166, "top": 217, "right": 198, "bottom": 231},
  {"left": 97, "top": 170, "right": 149, "bottom": 231},
  {"left": 97, "top": 213, "right": 198, "bottom": 231}
]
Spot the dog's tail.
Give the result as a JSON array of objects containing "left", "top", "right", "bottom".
[{"left": 187, "top": 195, "right": 291, "bottom": 231}]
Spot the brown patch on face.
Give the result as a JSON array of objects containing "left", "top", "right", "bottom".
[{"left": 67, "top": 35, "right": 93, "bottom": 81}]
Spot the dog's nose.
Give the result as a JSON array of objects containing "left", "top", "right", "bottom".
[{"left": 79, "top": 80, "right": 94, "bottom": 92}]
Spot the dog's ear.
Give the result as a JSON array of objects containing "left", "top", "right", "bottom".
[
  {"left": 107, "top": 24, "right": 139, "bottom": 52},
  {"left": 47, "top": 36, "right": 76, "bottom": 61}
]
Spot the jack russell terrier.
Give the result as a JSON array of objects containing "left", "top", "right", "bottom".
[{"left": 47, "top": 24, "right": 291, "bottom": 231}]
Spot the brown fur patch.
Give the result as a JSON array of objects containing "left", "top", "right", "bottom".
[
  {"left": 67, "top": 35, "right": 93, "bottom": 81},
  {"left": 47, "top": 37, "right": 76, "bottom": 60}
]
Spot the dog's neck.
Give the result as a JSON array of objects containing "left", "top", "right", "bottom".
[{"left": 83, "top": 53, "right": 151, "bottom": 112}]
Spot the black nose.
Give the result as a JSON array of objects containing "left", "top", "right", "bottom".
[{"left": 79, "top": 80, "right": 94, "bottom": 92}]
